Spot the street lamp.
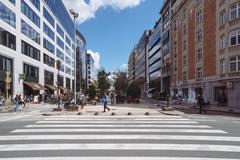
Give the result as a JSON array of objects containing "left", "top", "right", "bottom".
[
  {"left": 70, "top": 9, "right": 79, "bottom": 105},
  {"left": 56, "top": 60, "right": 62, "bottom": 108}
]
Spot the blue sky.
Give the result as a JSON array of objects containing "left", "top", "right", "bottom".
[{"left": 63, "top": 0, "right": 164, "bottom": 72}]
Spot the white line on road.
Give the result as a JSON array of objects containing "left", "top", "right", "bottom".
[
  {"left": 0, "top": 143, "right": 238, "bottom": 152},
  {"left": 0, "top": 158, "right": 238, "bottom": 160},
  {"left": 43, "top": 118, "right": 191, "bottom": 121},
  {"left": 0, "top": 135, "right": 239, "bottom": 141},
  {"left": 43, "top": 116, "right": 182, "bottom": 118},
  {"left": 36, "top": 121, "right": 199, "bottom": 124},
  {"left": 25, "top": 124, "right": 212, "bottom": 128},
  {"left": 190, "top": 119, "right": 216, "bottom": 122},
  {"left": 11, "top": 128, "right": 227, "bottom": 133}
]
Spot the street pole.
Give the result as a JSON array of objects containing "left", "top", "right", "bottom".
[{"left": 70, "top": 9, "right": 79, "bottom": 105}]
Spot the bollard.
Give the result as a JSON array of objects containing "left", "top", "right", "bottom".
[
  {"left": 145, "top": 112, "right": 150, "bottom": 116},
  {"left": 127, "top": 112, "right": 132, "bottom": 115},
  {"left": 94, "top": 112, "right": 99, "bottom": 115},
  {"left": 77, "top": 112, "right": 83, "bottom": 115},
  {"left": 111, "top": 112, "right": 116, "bottom": 116}
]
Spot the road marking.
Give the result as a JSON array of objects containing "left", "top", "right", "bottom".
[
  {"left": 0, "top": 143, "right": 238, "bottom": 152},
  {"left": 44, "top": 118, "right": 191, "bottom": 121},
  {"left": 25, "top": 124, "right": 212, "bottom": 128},
  {"left": 36, "top": 121, "right": 199, "bottom": 124},
  {"left": 11, "top": 128, "right": 227, "bottom": 133},
  {"left": 190, "top": 119, "right": 216, "bottom": 122},
  {"left": 0, "top": 135, "right": 239, "bottom": 141},
  {"left": 43, "top": 116, "right": 182, "bottom": 118},
  {"left": 0, "top": 158, "right": 238, "bottom": 160}
]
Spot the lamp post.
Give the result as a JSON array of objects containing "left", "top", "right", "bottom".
[
  {"left": 56, "top": 60, "right": 62, "bottom": 108},
  {"left": 70, "top": 9, "right": 79, "bottom": 105}
]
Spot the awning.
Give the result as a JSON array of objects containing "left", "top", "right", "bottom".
[
  {"left": 58, "top": 86, "right": 66, "bottom": 91},
  {"left": 44, "top": 84, "right": 57, "bottom": 90},
  {"left": 23, "top": 82, "right": 46, "bottom": 91}
]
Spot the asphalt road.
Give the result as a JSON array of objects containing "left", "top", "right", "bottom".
[{"left": 0, "top": 108, "right": 240, "bottom": 160}]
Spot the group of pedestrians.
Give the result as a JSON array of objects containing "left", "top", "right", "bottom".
[{"left": 14, "top": 94, "right": 27, "bottom": 111}]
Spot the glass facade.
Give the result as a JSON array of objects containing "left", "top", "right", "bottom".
[
  {"left": 21, "top": 20, "right": 40, "bottom": 44},
  {"left": 43, "top": 38, "right": 55, "bottom": 54},
  {"left": 21, "top": 40, "right": 40, "bottom": 61},
  {"left": 65, "top": 56, "right": 71, "bottom": 66},
  {"left": 29, "top": 0, "right": 40, "bottom": 10},
  {"left": 44, "top": 70, "right": 54, "bottom": 85},
  {"left": 43, "top": 53, "right": 55, "bottom": 67},
  {"left": 0, "top": 2, "right": 16, "bottom": 28},
  {"left": 65, "top": 45, "right": 71, "bottom": 56},
  {"left": 43, "top": 7, "right": 55, "bottom": 27},
  {"left": 23, "top": 63, "right": 39, "bottom": 83},
  {"left": 8, "top": 0, "right": 15, "bottom": 5},
  {"left": 57, "top": 24, "right": 64, "bottom": 38},
  {"left": 43, "top": 23, "right": 55, "bottom": 41},
  {"left": 21, "top": 0, "right": 40, "bottom": 28},
  {"left": 44, "top": 0, "right": 74, "bottom": 40},
  {"left": 65, "top": 35, "right": 71, "bottom": 46},
  {"left": 0, "top": 27, "right": 16, "bottom": 50},
  {"left": 56, "top": 49, "right": 64, "bottom": 60},
  {"left": 65, "top": 66, "right": 71, "bottom": 75},
  {"left": 0, "top": 55, "right": 13, "bottom": 98},
  {"left": 57, "top": 36, "right": 64, "bottom": 49}
]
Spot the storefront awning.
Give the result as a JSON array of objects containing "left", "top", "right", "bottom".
[
  {"left": 58, "top": 86, "right": 66, "bottom": 91},
  {"left": 44, "top": 84, "right": 57, "bottom": 90},
  {"left": 23, "top": 82, "right": 46, "bottom": 91}
]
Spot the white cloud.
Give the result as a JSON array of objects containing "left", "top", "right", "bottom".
[
  {"left": 120, "top": 64, "right": 128, "bottom": 70},
  {"left": 87, "top": 49, "right": 101, "bottom": 69},
  {"left": 63, "top": 0, "right": 144, "bottom": 23}
]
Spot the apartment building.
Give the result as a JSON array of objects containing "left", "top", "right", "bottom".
[
  {"left": 216, "top": 0, "right": 240, "bottom": 107},
  {"left": 170, "top": 0, "right": 217, "bottom": 103},
  {"left": 0, "top": 0, "right": 76, "bottom": 98},
  {"left": 128, "top": 46, "right": 136, "bottom": 84},
  {"left": 86, "top": 53, "right": 94, "bottom": 89}
]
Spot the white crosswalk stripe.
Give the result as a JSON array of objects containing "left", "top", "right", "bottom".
[{"left": 0, "top": 115, "right": 239, "bottom": 159}]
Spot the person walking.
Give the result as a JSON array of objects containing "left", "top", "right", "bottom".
[
  {"left": 102, "top": 94, "right": 110, "bottom": 112},
  {"left": 197, "top": 94, "right": 204, "bottom": 114}
]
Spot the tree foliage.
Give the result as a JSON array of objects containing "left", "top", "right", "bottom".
[
  {"left": 97, "top": 69, "right": 110, "bottom": 96},
  {"left": 87, "top": 85, "right": 96, "bottom": 99},
  {"left": 127, "top": 82, "right": 141, "bottom": 98},
  {"left": 113, "top": 71, "right": 128, "bottom": 95}
]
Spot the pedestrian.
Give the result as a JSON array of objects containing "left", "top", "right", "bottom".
[
  {"left": 102, "top": 93, "right": 110, "bottom": 112},
  {"left": 110, "top": 92, "right": 115, "bottom": 105},
  {"left": 14, "top": 94, "right": 20, "bottom": 111}
]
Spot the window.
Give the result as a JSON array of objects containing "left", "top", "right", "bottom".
[
  {"left": 220, "top": 10, "right": 226, "bottom": 26},
  {"left": 183, "top": 55, "right": 187, "bottom": 67},
  {"left": 65, "top": 56, "right": 71, "bottom": 66},
  {"left": 196, "top": 0, "right": 202, "bottom": 6},
  {"left": 60, "top": 64, "right": 64, "bottom": 72},
  {"left": 66, "top": 77, "right": 71, "bottom": 88},
  {"left": 183, "top": 24, "right": 187, "bottom": 35},
  {"left": 197, "top": 29, "right": 202, "bottom": 43},
  {"left": 229, "top": 56, "right": 240, "bottom": 72},
  {"left": 43, "top": 7, "right": 55, "bottom": 27},
  {"left": 23, "top": 63, "right": 39, "bottom": 83},
  {"left": 196, "top": 67, "right": 203, "bottom": 79},
  {"left": 220, "top": 35, "right": 226, "bottom": 49},
  {"left": 43, "top": 53, "right": 55, "bottom": 67},
  {"left": 220, "top": 59, "right": 225, "bottom": 74},
  {"left": 0, "top": 27, "right": 16, "bottom": 50},
  {"left": 65, "top": 45, "right": 71, "bottom": 55},
  {"left": 21, "top": 20, "right": 40, "bottom": 44},
  {"left": 183, "top": 39, "right": 187, "bottom": 51},
  {"left": 0, "top": 2, "right": 16, "bottom": 28},
  {"left": 21, "top": 40, "right": 40, "bottom": 61},
  {"left": 44, "top": 70, "right": 54, "bottom": 85},
  {"left": 183, "top": 71, "right": 187, "bottom": 81},
  {"left": 43, "top": 38, "right": 55, "bottom": 54},
  {"left": 196, "top": 10, "right": 203, "bottom": 25},
  {"left": 43, "top": 23, "right": 55, "bottom": 41},
  {"left": 29, "top": 0, "right": 40, "bottom": 10},
  {"left": 21, "top": 0, "right": 40, "bottom": 27},
  {"left": 57, "top": 49, "right": 64, "bottom": 60},
  {"left": 8, "top": 0, "right": 15, "bottom": 5},
  {"left": 57, "top": 25, "right": 64, "bottom": 38},
  {"left": 230, "top": 3, "right": 238, "bottom": 21},
  {"left": 196, "top": 48, "right": 203, "bottom": 61},
  {"left": 57, "top": 37, "right": 64, "bottom": 49},
  {"left": 65, "top": 35, "right": 71, "bottom": 47},
  {"left": 57, "top": 75, "right": 63, "bottom": 86},
  {"left": 229, "top": 29, "right": 240, "bottom": 46},
  {"left": 65, "top": 66, "right": 71, "bottom": 75}
]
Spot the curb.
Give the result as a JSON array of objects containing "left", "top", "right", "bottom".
[
  {"left": 189, "top": 107, "right": 240, "bottom": 115},
  {"left": 159, "top": 111, "right": 181, "bottom": 116},
  {"left": 42, "top": 112, "right": 62, "bottom": 116}
]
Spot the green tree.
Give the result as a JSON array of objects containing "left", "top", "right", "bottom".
[
  {"left": 97, "top": 69, "right": 110, "bottom": 96},
  {"left": 87, "top": 85, "right": 96, "bottom": 99},
  {"left": 127, "top": 82, "right": 141, "bottom": 98},
  {"left": 113, "top": 71, "right": 128, "bottom": 95}
]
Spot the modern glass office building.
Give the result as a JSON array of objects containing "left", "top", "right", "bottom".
[{"left": 0, "top": 0, "right": 75, "bottom": 98}]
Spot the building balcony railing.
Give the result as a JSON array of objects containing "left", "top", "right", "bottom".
[
  {"left": 229, "top": 18, "right": 240, "bottom": 27},
  {"left": 229, "top": 72, "right": 240, "bottom": 77},
  {"left": 229, "top": 45, "right": 240, "bottom": 52}
]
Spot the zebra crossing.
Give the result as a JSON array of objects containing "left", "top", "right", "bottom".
[{"left": 0, "top": 115, "right": 240, "bottom": 159}]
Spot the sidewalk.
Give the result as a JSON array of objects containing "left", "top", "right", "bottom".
[
  {"left": 0, "top": 103, "right": 51, "bottom": 113},
  {"left": 146, "top": 98, "right": 240, "bottom": 115}
]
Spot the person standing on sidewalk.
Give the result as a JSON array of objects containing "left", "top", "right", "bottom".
[{"left": 197, "top": 94, "right": 204, "bottom": 114}]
